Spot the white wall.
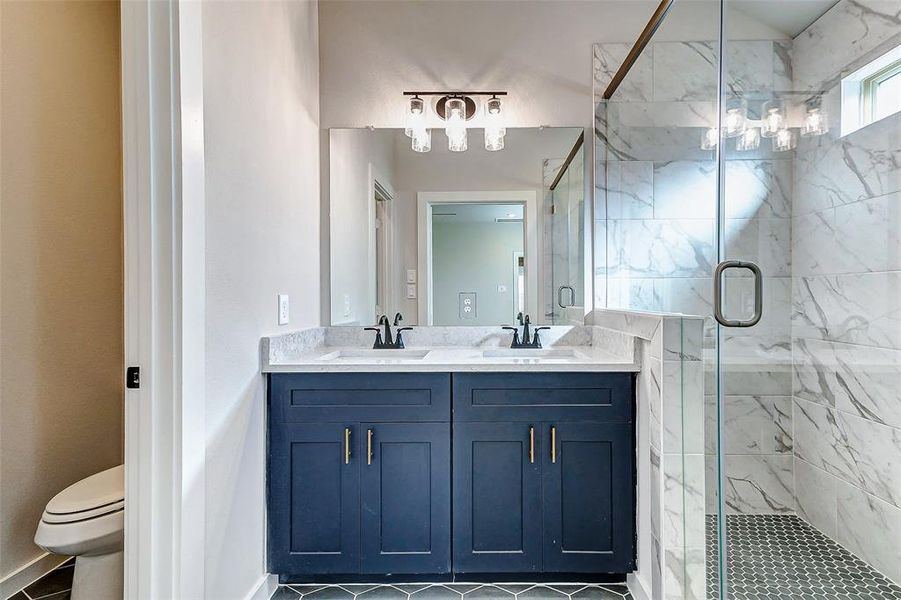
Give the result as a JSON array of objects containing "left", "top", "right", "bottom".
[
  {"left": 319, "top": 0, "right": 785, "bottom": 130},
  {"left": 328, "top": 129, "right": 397, "bottom": 325},
  {"left": 201, "top": 1, "right": 320, "bottom": 598}
]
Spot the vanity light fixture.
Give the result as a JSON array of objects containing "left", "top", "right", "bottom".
[
  {"left": 484, "top": 96, "right": 506, "bottom": 151},
  {"left": 736, "top": 126, "right": 761, "bottom": 151},
  {"left": 761, "top": 98, "right": 785, "bottom": 137},
  {"left": 772, "top": 127, "right": 797, "bottom": 152},
  {"left": 802, "top": 106, "right": 829, "bottom": 137},
  {"left": 444, "top": 97, "right": 468, "bottom": 152},
  {"left": 723, "top": 99, "right": 747, "bottom": 138},
  {"left": 701, "top": 127, "right": 718, "bottom": 150},
  {"left": 402, "top": 91, "right": 508, "bottom": 153}
]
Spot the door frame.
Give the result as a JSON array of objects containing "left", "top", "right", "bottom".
[
  {"left": 121, "top": 2, "right": 206, "bottom": 598},
  {"left": 416, "top": 190, "right": 539, "bottom": 325}
]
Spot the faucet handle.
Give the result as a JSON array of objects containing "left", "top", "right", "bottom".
[
  {"left": 364, "top": 326, "right": 383, "bottom": 348},
  {"left": 516, "top": 312, "right": 524, "bottom": 325},
  {"left": 393, "top": 312, "right": 404, "bottom": 326},
  {"left": 395, "top": 327, "right": 413, "bottom": 349},
  {"left": 532, "top": 326, "right": 550, "bottom": 348}
]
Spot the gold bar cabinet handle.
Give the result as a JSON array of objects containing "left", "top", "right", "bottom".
[
  {"left": 344, "top": 427, "right": 351, "bottom": 465},
  {"left": 367, "top": 429, "right": 373, "bottom": 465},
  {"left": 529, "top": 426, "right": 535, "bottom": 464},
  {"left": 551, "top": 425, "right": 556, "bottom": 463}
]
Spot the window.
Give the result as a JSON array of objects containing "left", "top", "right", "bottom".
[{"left": 842, "top": 44, "right": 901, "bottom": 136}]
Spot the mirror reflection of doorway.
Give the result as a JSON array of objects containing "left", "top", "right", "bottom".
[{"left": 427, "top": 201, "right": 527, "bottom": 326}]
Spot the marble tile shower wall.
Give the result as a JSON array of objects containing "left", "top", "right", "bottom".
[
  {"left": 593, "top": 38, "right": 796, "bottom": 524},
  {"left": 788, "top": 0, "right": 901, "bottom": 586}
]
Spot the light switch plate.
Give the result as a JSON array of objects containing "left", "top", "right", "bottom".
[
  {"left": 406, "top": 284, "right": 417, "bottom": 299},
  {"left": 278, "top": 294, "right": 289, "bottom": 325},
  {"left": 406, "top": 269, "right": 417, "bottom": 284}
]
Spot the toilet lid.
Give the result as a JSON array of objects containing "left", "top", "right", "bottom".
[{"left": 46, "top": 465, "right": 124, "bottom": 516}]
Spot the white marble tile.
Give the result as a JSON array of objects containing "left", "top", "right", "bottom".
[
  {"left": 653, "top": 41, "right": 718, "bottom": 102},
  {"left": 662, "top": 453, "right": 706, "bottom": 549},
  {"left": 793, "top": 0, "right": 901, "bottom": 92},
  {"left": 707, "top": 335, "right": 793, "bottom": 396},
  {"left": 663, "top": 316, "right": 704, "bottom": 362},
  {"left": 705, "top": 395, "right": 792, "bottom": 455},
  {"left": 721, "top": 454, "right": 794, "bottom": 514},
  {"left": 663, "top": 360, "right": 705, "bottom": 455},
  {"left": 793, "top": 337, "right": 901, "bottom": 428},
  {"left": 653, "top": 161, "right": 717, "bottom": 220},
  {"left": 607, "top": 278, "right": 664, "bottom": 313},
  {"left": 663, "top": 545, "right": 706, "bottom": 600},
  {"left": 593, "top": 43, "right": 653, "bottom": 102},
  {"left": 599, "top": 102, "right": 716, "bottom": 162},
  {"left": 772, "top": 40, "right": 793, "bottom": 92},
  {"left": 721, "top": 276, "right": 792, "bottom": 341},
  {"left": 651, "top": 446, "right": 662, "bottom": 540},
  {"left": 836, "top": 480, "right": 901, "bottom": 586},
  {"left": 795, "top": 456, "right": 837, "bottom": 539},
  {"left": 604, "top": 160, "right": 654, "bottom": 219},
  {"left": 724, "top": 159, "right": 792, "bottom": 219},
  {"left": 725, "top": 218, "right": 791, "bottom": 278},
  {"left": 793, "top": 272, "right": 901, "bottom": 351},
  {"left": 648, "top": 356, "right": 664, "bottom": 453},
  {"left": 587, "top": 308, "right": 662, "bottom": 342},
  {"left": 607, "top": 219, "right": 715, "bottom": 279},
  {"left": 726, "top": 40, "right": 774, "bottom": 96},
  {"left": 658, "top": 278, "right": 714, "bottom": 320}
]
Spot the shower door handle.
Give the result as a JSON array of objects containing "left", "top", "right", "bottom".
[
  {"left": 557, "top": 285, "right": 575, "bottom": 308},
  {"left": 713, "top": 260, "right": 763, "bottom": 328}
]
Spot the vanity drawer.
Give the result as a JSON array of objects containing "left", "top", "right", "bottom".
[
  {"left": 452, "top": 372, "right": 633, "bottom": 422},
  {"left": 269, "top": 373, "right": 451, "bottom": 423}
]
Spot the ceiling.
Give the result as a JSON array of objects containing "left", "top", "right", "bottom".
[{"left": 730, "top": 0, "right": 840, "bottom": 37}]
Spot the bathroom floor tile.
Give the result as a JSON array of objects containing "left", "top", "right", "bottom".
[
  {"left": 708, "top": 514, "right": 901, "bottom": 599},
  {"left": 23, "top": 564, "right": 74, "bottom": 598},
  {"left": 274, "top": 583, "right": 631, "bottom": 599}
]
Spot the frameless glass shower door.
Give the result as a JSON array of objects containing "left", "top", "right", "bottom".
[{"left": 547, "top": 135, "right": 586, "bottom": 325}]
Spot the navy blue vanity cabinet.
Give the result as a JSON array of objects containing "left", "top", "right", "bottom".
[
  {"left": 452, "top": 422, "right": 543, "bottom": 573},
  {"left": 268, "top": 373, "right": 451, "bottom": 578},
  {"left": 453, "top": 373, "right": 635, "bottom": 575}
]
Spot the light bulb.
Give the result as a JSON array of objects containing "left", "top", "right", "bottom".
[
  {"left": 761, "top": 99, "right": 785, "bottom": 138},
  {"left": 772, "top": 128, "right": 797, "bottom": 152},
  {"left": 484, "top": 97, "right": 505, "bottom": 151},
  {"left": 411, "top": 128, "right": 431, "bottom": 153},
  {"left": 802, "top": 107, "right": 829, "bottom": 136},
  {"left": 736, "top": 127, "right": 760, "bottom": 151},
  {"left": 404, "top": 97, "right": 425, "bottom": 138},
  {"left": 723, "top": 100, "right": 747, "bottom": 138},
  {"left": 701, "top": 127, "right": 718, "bottom": 150},
  {"left": 445, "top": 98, "right": 468, "bottom": 152}
]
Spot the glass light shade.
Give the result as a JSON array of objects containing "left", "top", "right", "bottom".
[
  {"left": 404, "top": 97, "right": 425, "bottom": 138},
  {"left": 761, "top": 99, "right": 785, "bottom": 137},
  {"left": 723, "top": 100, "right": 747, "bottom": 138},
  {"left": 772, "top": 128, "right": 797, "bottom": 152},
  {"left": 445, "top": 98, "right": 468, "bottom": 152},
  {"left": 701, "top": 127, "right": 718, "bottom": 150},
  {"left": 736, "top": 127, "right": 760, "bottom": 151},
  {"left": 411, "top": 128, "right": 431, "bottom": 153},
  {"left": 484, "top": 97, "right": 505, "bottom": 151},
  {"left": 802, "top": 107, "right": 829, "bottom": 136}
]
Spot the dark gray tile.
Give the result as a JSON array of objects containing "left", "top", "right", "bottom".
[
  {"left": 303, "top": 587, "right": 354, "bottom": 600},
  {"left": 8, "top": 593, "right": 29, "bottom": 600},
  {"left": 461, "top": 585, "right": 513, "bottom": 599},
  {"left": 516, "top": 586, "right": 567, "bottom": 600},
  {"left": 410, "top": 585, "right": 462, "bottom": 599},
  {"left": 24, "top": 565, "right": 74, "bottom": 598},
  {"left": 271, "top": 588, "right": 302, "bottom": 600},
  {"left": 32, "top": 592, "right": 71, "bottom": 600},
  {"left": 356, "top": 586, "right": 408, "bottom": 599}
]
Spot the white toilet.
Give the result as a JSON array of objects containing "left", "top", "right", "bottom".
[{"left": 34, "top": 465, "right": 124, "bottom": 600}]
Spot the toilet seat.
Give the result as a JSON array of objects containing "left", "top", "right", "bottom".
[
  {"left": 44, "top": 465, "right": 124, "bottom": 519},
  {"left": 42, "top": 499, "right": 125, "bottom": 524}
]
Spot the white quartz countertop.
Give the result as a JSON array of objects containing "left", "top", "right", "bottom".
[{"left": 261, "top": 326, "right": 640, "bottom": 373}]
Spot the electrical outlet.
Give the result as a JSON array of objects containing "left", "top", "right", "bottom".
[
  {"left": 278, "top": 294, "right": 289, "bottom": 325},
  {"left": 406, "top": 284, "right": 417, "bottom": 299}
]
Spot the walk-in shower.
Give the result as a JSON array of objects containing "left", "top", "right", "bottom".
[{"left": 595, "top": 0, "right": 901, "bottom": 598}]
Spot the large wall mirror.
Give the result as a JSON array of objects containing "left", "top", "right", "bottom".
[{"left": 325, "top": 127, "right": 589, "bottom": 326}]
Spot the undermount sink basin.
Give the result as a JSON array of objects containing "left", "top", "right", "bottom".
[
  {"left": 317, "top": 349, "right": 431, "bottom": 361},
  {"left": 480, "top": 348, "right": 579, "bottom": 359}
]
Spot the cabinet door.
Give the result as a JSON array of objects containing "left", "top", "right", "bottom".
[
  {"left": 268, "top": 422, "right": 360, "bottom": 575},
  {"left": 453, "top": 422, "right": 542, "bottom": 573},
  {"left": 542, "top": 422, "right": 635, "bottom": 573},
  {"left": 360, "top": 423, "right": 451, "bottom": 574}
]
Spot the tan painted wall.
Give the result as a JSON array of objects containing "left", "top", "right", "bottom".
[{"left": 0, "top": 0, "right": 123, "bottom": 581}]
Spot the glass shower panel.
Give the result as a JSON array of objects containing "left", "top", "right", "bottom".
[
  {"left": 718, "top": 0, "right": 901, "bottom": 598},
  {"left": 549, "top": 141, "right": 585, "bottom": 325}
]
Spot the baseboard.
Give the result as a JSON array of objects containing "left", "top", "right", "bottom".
[
  {"left": 626, "top": 572, "right": 651, "bottom": 600},
  {"left": 0, "top": 552, "right": 70, "bottom": 600},
  {"left": 245, "top": 573, "right": 277, "bottom": 600}
]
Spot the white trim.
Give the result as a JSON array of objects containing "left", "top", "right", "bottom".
[
  {"left": 244, "top": 574, "right": 278, "bottom": 600},
  {"left": 627, "top": 572, "right": 651, "bottom": 600},
  {"left": 416, "top": 191, "right": 539, "bottom": 325},
  {"left": 121, "top": 2, "right": 206, "bottom": 598},
  {"left": 0, "top": 553, "right": 70, "bottom": 599}
]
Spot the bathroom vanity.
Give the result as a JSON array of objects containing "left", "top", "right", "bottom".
[{"left": 263, "top": 327, "right": 639, "bottom": 583}]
